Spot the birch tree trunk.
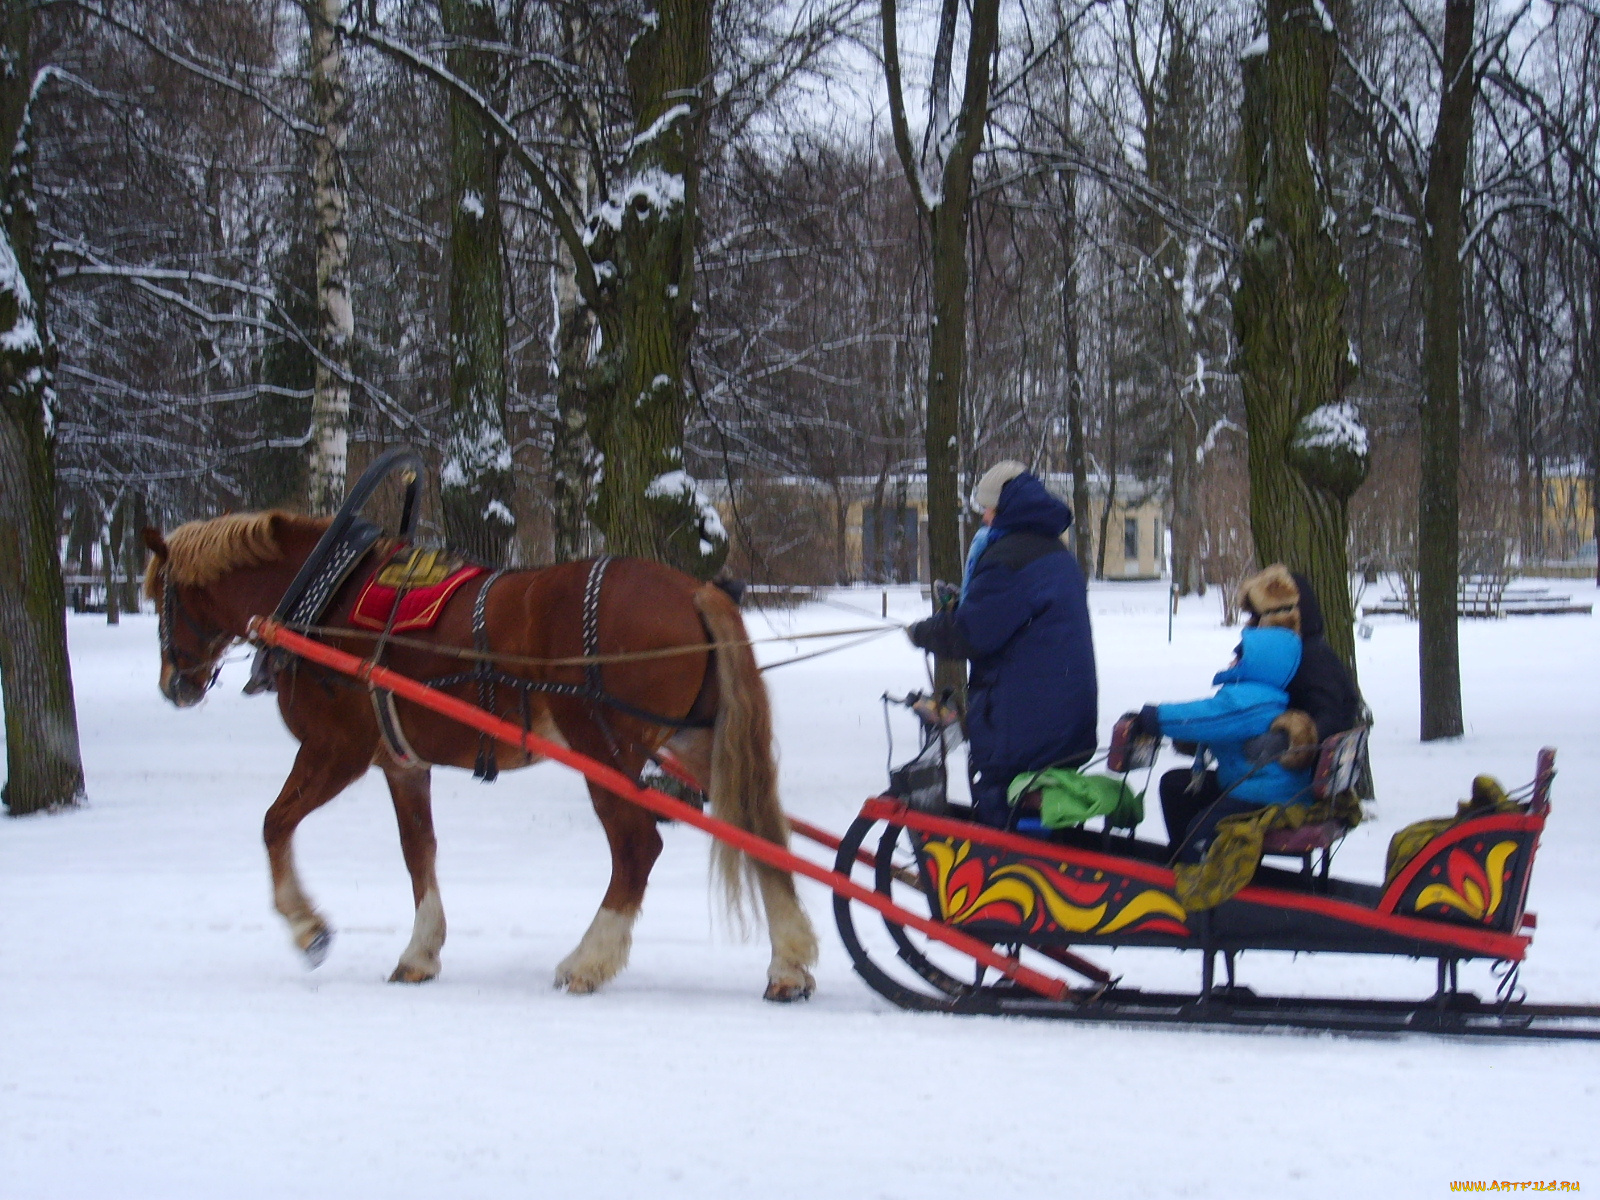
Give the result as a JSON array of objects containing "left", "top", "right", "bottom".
[
  {"left": 551, "top": 229, "right": 598, "bottom": 562},
  {"left": 550, "top": 18, "right": 599, "bottom": 563},
  {"left": 1416, "top": 0, "right": 1475, "bottom": 740},
  {"left": 0, "top": 1, "right": 85, "bottom": 814},
  {"left": 305, "top": 0, "right": 351, "bottom": 514},
  {"left": 1234, "top": 0, "right": 1364, "bottom": 673},
  {"left": 440, "top": 0, "right": 515, "bottom": 565}
]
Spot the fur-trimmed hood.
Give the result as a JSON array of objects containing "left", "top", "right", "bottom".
[{"left": 1238, "top": 564, "right": 1301, "bottom": 635}]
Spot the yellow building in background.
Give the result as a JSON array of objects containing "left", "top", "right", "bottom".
[
  {"left": 842, "top": 473, "right": 1165, "bottom": 583},
  {"left": 1537, "top": 468, "right": 1595, "bottom": 572}
]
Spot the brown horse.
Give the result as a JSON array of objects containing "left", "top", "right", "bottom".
[{"left": 141, "top": 511, "right": 817, "bottom": 1000}]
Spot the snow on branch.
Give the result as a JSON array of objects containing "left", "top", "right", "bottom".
[
  {"left": 0, "top": 228, "right": 41, "bottom": 355},
  {"left": 351, "top": 24, "right": 598, "bottom": 306}
]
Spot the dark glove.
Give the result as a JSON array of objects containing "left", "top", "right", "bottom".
[
  {"left": 906, "top": 611, "right": 974, "bottom": 659},
  {"left": 1109, "top": 710, "right": 1161, "bottom": 772},
  {"left": 1133, "top": 705, "right": 1162, "bottom": 738},
  {"left": 932, "top": 580, "right": 959, "bottom": 612},
  {"left": 1242, "top": 728, "right": 1291, "bottom": 766}
]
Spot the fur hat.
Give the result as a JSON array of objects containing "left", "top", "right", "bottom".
[
  {"left": 1238, "top": 564, "right": 1301, "bottom": 634},
  {"left": 1271, "top": 709, "right": 1320, "bottom": 770},
  {"left": 971, "top": 460, "right": 1027, "bottom": 512}
]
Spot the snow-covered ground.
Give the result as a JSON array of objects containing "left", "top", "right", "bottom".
[{"left": 3, "top": 578, "right": 1597, "bottom": 1198}]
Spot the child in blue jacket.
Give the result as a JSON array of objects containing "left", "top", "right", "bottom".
[{"left": 1132, "top": 625, "right": 1315, "bottom": 862}]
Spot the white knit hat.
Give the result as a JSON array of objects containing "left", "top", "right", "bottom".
[{"left": 971, "top": 460, "right": 1026, "bottom": 512}]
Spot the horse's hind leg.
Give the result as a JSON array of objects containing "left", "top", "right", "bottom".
[
  {"left": 665, "top": 728, "right": 816, "bottom": 1003},
  {"left": 754, "top": 866, "right": 817, "bottom": 1002},
  {"left": 263, "top": 742, "right": 369, "bottom": 966},
  {"left": 555, "top": 782, "right": 662, "bottom": 994},
  {"left": 382, "top": 764, "right": 446, "bottom": 983}
]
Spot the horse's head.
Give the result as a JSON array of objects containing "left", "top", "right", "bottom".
[
  {"left": 141, "top": 511, "right": 310, "bottom": 707},
  {"left": 142, "top": 528, "right": 235, "bottom": 706}
]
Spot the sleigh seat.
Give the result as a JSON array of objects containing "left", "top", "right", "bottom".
[{"left": 1260, "top": 726, "right": 1369, "bottom": 885}]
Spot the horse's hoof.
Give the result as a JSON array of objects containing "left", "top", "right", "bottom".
[
  {"left": 303, "top": 928, "right": 333, "bottom": 968},
  {"left": 388, "top": 963, "right": 437, "bottom": 984},
  {"left": 554, "top": 969, "right": 601, "bottom": 995},
  {"left": 763, "top": 979, "right": 815, "bottom": 1003}
]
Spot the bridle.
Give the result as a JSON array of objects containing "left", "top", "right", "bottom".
[{"left": 156, "top": 565, "right": 230, "bottom": 698}]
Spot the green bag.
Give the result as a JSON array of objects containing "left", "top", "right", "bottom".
[{"left": 1007, "top": 767, "right": 1144, "bottom": 830}]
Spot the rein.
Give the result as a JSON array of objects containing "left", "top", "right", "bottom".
[{"left": 277, "top": 617, "right": 902, "bottom": 671}]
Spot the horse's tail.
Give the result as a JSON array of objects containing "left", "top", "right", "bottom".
[{"left": 691, "top": 583, "right": 812, "bottom": 955}]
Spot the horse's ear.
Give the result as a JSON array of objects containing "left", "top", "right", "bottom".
[{"left": 141, "top": 527, "right": 168, "bottom": 557}]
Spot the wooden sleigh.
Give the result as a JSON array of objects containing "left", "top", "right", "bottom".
[{"left": 829, "top": 710, "right": 1587, "bottom": 1036}]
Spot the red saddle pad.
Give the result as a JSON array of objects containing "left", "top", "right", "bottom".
[{"left": 350, "top": 547, "right": 485, "bottom": 633}]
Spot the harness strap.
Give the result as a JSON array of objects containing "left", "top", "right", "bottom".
[
  {"left": 372, "top": 688, "right": 428, "bottom": 769},
  {"left": 471, "top": 568, "right": 509, "bottom": 781},
  {"left": 582, "top": 556, "right": 612, "bottom": 692},
  {"left": 418, "top": 555, "right": 716, "bottom": 780},
  {"left": 579, "top": 558, "right": 628, "bottom": 765}
]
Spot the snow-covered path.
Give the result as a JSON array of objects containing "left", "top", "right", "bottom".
[{"left": 3, "top": 581, "right": 1597, "bottom": 1198}]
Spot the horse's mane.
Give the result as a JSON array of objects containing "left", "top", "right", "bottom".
[{"left": 145, "top": 511, "right": 331, "bottom": 595}]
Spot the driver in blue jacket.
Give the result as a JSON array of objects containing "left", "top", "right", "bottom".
[{"left": 907, "top": 463, "right": 1099, "bottom": 826}]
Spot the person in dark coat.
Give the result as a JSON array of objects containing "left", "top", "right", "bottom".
[
  {"left": 907, "top": 465, "right": 1099, "bottom": 826},
  {"left": 1156, "top": 564, "right": 1362, "bottom": 854},
  {"left": 1274, "top": 568, "right": 1362, "bottom": 751}
]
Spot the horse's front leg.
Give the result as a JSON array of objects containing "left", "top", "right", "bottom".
[
  {"left": 381, "top": 763, "right": 446, "bottom": 983},
  {"left": 556, "top": 781, "right": 662, "bottom": 994},
  {"left": 263, "top": 742, "right": 370, "bottom": 966}
]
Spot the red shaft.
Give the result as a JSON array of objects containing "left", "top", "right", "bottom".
[
  {"left": 786, "top": 815, "right": 878, "bottom": 874},
  {"left": 251, "top": 618, "right": 1069, "bottom": 1002},
  {"left": 656, "top": 756, "right": 879, "bottom": 875}
]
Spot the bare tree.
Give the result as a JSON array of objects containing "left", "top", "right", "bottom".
[
  {"left": 882, "top": 0, "right": 1001, "bottom": 688},
  {"left": 0, "top": 0, "right": 85, "bottom": 814}
]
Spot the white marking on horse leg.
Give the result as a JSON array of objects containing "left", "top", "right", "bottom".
[
  {"left": 554, "top": 906, "right": 637, "bottom": 995},
  {"left": 390, "top": 886, "right": 446, "bottom": 983},
  {"left": 273, "top": 865, "right": 331, "bottom": 965},
  {"left": 758, "top": 869, "right": 818, "bottom": 1002}
]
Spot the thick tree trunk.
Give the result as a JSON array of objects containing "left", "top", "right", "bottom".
[
  {"left": 1234, "top": 0, "right": 1362, "bottom": 674},
  {"left": 0, "top": 1, "right": 85, "bottom": 814},
  {"left": 306, "top": 0, "right": 351, "bottom": 514},
  {"left": 581, "top": 0, "right": 724, "bottom": 577},
  {"left": 440, "top": 0, "right": 515, "bottom": 565},
  {"left": 1416, "top": 0, "right": 1475, "bottom": 740},
  {"left": 1138, "top": 12, "right": 1204, "bottom": 596}
]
